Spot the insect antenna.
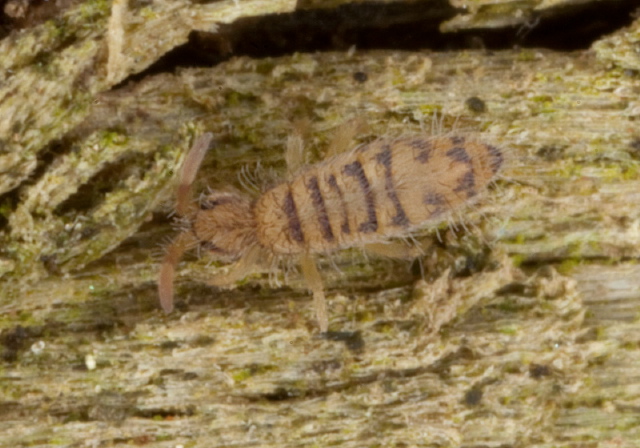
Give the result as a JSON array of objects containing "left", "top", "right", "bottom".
[
  {"left": 159, "top": 232, "right": 198, "bottom": 313},
  {"left": 176, "top": 133, "right": 214, "bottom": 216},
  {"left": 159, "top": 132, "right": 214, "bottom": 313}
]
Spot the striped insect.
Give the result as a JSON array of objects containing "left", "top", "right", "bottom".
[{"left": 158, "top": 126, "right": 504, "bottom": 331}]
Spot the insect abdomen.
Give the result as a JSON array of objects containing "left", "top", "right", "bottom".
[{"left": 254, "top": 136, "right": 503, "bottom": 255}]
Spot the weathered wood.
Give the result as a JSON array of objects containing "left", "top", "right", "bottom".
[{"left": 1, "top": 0, "right": 640, "bottom": 446}]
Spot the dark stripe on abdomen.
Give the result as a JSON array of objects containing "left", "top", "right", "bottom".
[
  {"left": 343, "top": 160, "right": 377, "bottom": 233},
  {"left": 283, "top": 187, "right": 304, "bottom": 243},
  {"left": 412, "top": 139, "right": 433, "bottom": 164},
  {"left": 307, "top": 176, "right": 334, "bottom": 242},
  {"left": 375, "top": 145, "right": 409, "bottom": 227}
]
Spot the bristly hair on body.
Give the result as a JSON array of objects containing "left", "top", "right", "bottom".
[{"left": 158, "top": 118, "right": 506, "bottom": 332}]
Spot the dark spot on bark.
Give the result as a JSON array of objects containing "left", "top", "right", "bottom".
[
  {"left": 322, "top": 331, "right": 365, "bottom": 353},
  {"left": 353, "top": 71, "right": 368, "bottom": 83},
  {"left": 465, "top": 96, "right": 487, "bottom": 113},
  {"left": 463, "top": 387, "right": 483, "bottom": 406},
  {"left": 530, "top": 363, "right": 551, "bottom": 379},
  {"left": 536, "top": 145, "right": 565, "bottom": 162}
]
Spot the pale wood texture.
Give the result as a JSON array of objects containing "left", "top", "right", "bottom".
[{"left": 1, "top": 0, "right": 640, "bottom": 447}]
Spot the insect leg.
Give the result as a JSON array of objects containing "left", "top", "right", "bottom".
[
  {"left": 300, "top": 253, "right": 329, "bottom": 332},
  {"left": 285, "top": 119, "right": 310, "bottom": 175},
  {"left": 326, "top": 118, "right": 368, "bottom": 158},
  {"left": 206, "top": 245, "right": 262, "bottom": 287}
]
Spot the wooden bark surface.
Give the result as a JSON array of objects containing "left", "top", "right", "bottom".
[{"left": 1, "top": 1, "right": 640, "bottom": 447}]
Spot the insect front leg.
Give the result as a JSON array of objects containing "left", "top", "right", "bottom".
[
  {"left": 300, "top": 252, "right": 329, "bottom": 332},
  {"left": 206, "top": 246, "right": 262, "bottom": 287}
]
